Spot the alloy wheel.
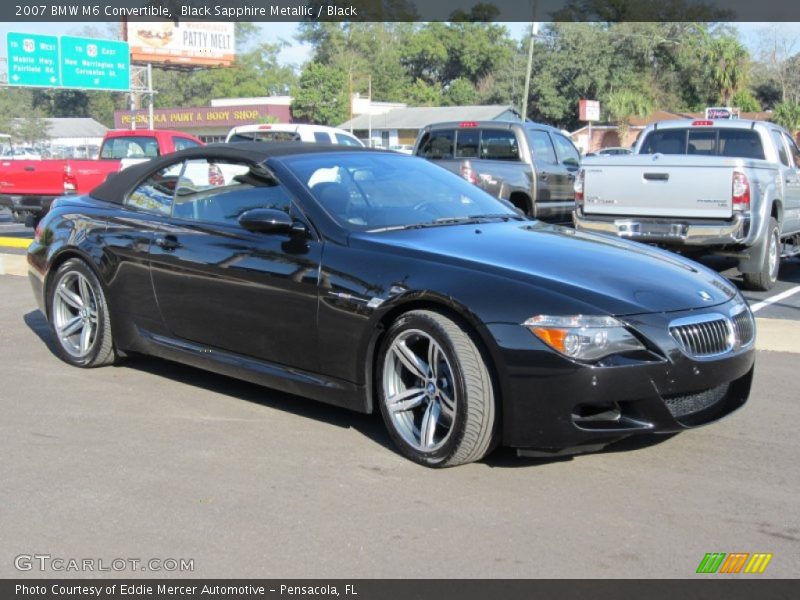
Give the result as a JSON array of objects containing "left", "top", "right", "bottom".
[
  {"left": 52, "top": 271, "right": 99, "bottom": 358},
  {"left": 382, "top": 329, "right": 458, "bottom": 452}
]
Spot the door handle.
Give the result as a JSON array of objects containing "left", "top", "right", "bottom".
[
  {"left": 23, "top": 166, "right": 35, "bottom": 172},
  {"left": 154, "top": 235, "right": 181, "bottom": 251},
  {"left": 644, "top": 172, "right": 669, "bottom": 181}
]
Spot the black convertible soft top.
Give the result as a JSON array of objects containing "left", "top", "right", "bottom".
[{"left": 90, "top": 141, "right": 374, "bottom": 205}]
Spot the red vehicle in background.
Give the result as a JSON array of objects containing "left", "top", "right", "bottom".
[{"left": 0, "top": 129, "right": 202, "bottom": 225}]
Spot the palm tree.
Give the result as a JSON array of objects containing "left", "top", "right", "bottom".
[
  {"left": 771, "top": 101, "right": 800, "bottom": 134},
  {"left": 707, "top": 35, "right": 750, "bottom": 105},
  {"left": 604, "top": 89, "right": 653, "bottom": 144}
]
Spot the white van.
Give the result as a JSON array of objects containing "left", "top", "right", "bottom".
[{"left": 225, "top": 124, "right": 364, "bottom": 147}]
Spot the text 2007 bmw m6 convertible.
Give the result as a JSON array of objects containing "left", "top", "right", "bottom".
[{"left": 27, "top": 143, "right": 755, "bottom": 467}]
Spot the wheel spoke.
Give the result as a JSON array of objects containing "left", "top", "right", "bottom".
[
  {"left": 393, "top": 340, "right": 428, "bottom": 381},
  {"left": 387, "top": 387, "right": 426, "bottom": 413},
  {"left": 438, "top": 389, "right": 456, "bottom": 421},
  {"left": 79, "top": 322, "right": 93, "bottom": 354},
  {"left": 420, "top": 400, "right": 441, "bottom": 449},
  {"left": 427, "top": 340, "right": 441, "bottom": 379},
  {"left": 78, "top": 276, "right": 93, "bottom": 308},
  {"left": 57, "top": 284, "right": 83, "bottom": 310},
  {"left": 59, "top": 315, "right": 84, "bottom": 338}
]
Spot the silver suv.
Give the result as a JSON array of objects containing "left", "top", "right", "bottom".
[{"left": 414, "top": 120, "right": 581, "bottom": 224}]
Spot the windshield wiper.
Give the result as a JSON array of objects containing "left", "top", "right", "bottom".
[
  {"left": 367, "top": 213, "right": 524, "bottom": 233},
  {"left": 428, "top": 214, "right": 525, "bottom": 226}
]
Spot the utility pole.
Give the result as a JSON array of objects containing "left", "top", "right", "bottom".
[{"left": 521, "top": 1, "right": 539, "bottom": 122}]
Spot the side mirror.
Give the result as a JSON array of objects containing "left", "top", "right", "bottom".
[{"left": 238, "top": 208, "right": 306, "bottom": 236}]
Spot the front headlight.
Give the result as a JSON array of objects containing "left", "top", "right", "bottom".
[{"left": 523, "top": 315, "right": 645, "bottom": 361}]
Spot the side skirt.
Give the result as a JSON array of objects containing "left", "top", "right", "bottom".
[{"left": 136, "top": 328, "right": 370, "bottom": 414}]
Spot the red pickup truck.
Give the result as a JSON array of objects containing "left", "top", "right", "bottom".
[{"left": 0, "top": 129, "right": 202, "bottom": 225}]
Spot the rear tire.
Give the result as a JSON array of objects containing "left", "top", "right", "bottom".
[
  {"left": 742, "top": 217, "right": 780, "bottom": 291},
  {"left": 377, "top": 310, "right": 497, "bottom": 467},
  {"left": 47, "top": 258, "right": 117, "bottom": 368}
]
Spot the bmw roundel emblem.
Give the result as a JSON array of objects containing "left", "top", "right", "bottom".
[{"left": 698, "top": 290, "right": 713, "bottom": 301}]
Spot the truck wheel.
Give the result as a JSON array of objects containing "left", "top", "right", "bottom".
[
  {"left": 377, "top": 310, "right": 498, "bottom": 467},
  {"left": 742, "top": 217, "right": 780, "bottom": 291}
]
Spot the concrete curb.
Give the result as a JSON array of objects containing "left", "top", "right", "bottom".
[{"left": 0, "top": 237, "right": 32, "bottom": 250}]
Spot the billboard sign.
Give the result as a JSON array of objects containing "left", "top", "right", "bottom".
[
  {"left": 705, "top": 107, "right": 736, "bottom": 120},
  {"left": 6, "top": 32, "right": 60, "bottom": 87},
  {"left": 579, "top": 99, "right": 601, "bottom": 122},
  {"left": 126, "top": 22, "right": 235, "bottom": 67},
  {"left": 60, "top": 36, "right": 130, "bottom": 91}
]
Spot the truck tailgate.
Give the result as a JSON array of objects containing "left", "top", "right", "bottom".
[
  {"left": 0, "top": 160, "right": 66, "bottom": 196},
  {"left": 581, "top": 155, "right": 750, "bottom": 219}
]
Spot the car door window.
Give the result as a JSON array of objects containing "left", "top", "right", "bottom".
[
  {"left": 551, "top": 133, "right": 581, "bottom": 167},
  {"left": 771, "top": 130, "right": 789, "bottom": 166},
  {"left": 335, "top": 133, "right": 361, "bottom": 146},
  {"left": 126, "top": 162, "right": 183, "bottom": 215},
  {"left": 480, "top": 129, "right": 520, "bottom": 161},
  {"left": 528, "top": 130, "right": 557, "bottom": 165},
  {"left": 173, "top": 137, "right": 200, "bottom": 151},
  {"left": 101, "top": 136, "right": 160, "bottom": 159},
  {"left": 172, "top": 159, "right": 292, "bottom": 225},
  {"left": 313, "top": 131, "right": 332, "bottom": 143},
  {"left": 782, "top": 132, "right": 800, "bottom": 168}
]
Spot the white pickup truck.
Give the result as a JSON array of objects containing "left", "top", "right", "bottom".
[{"left": 573, "top": 119, "right": 800, "bottom": 290}]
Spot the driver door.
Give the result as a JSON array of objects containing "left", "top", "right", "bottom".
[{"left": 147, "top": 158, "right": 322, "bottom": 372}]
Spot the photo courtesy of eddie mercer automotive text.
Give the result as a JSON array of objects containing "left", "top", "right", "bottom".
[{"left": 28, "top": 143, "right": 756, "bottom": 467}]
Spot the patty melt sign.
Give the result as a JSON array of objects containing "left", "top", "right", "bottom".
[{"left": 126, "top": 22, "right": 234, "bottom": 67}]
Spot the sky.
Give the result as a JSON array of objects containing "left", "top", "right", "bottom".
[{"left": 1, "top": 21, "right": 798, "bottom": 70}]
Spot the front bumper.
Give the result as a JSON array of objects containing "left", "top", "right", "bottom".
[
  {"left": 573, "top": 208, "right": 749, "bottom": 246},
  {"left": 489, "top": 303, "right": 755, "bottom": 452}
]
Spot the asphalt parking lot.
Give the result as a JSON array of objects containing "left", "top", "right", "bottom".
[{"left": 1, "top": 207, "right": 799, "bottom": 579}]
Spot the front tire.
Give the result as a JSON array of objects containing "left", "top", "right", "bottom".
[
  {"left": 377, "top": 310, "right": 497, "bottom": 467},
  {"left": 742, "top": 217, "right": 780, "bottom": 291},
  {"left": 47, "top": 258, "right": 117, "bottom": 368}
]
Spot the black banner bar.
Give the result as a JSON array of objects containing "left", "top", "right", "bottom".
[
  {"left": 4, "top": 0, "right": 800, "bottom": 23},
  {"left": 3, "top": 580, "right": 800, "bottom": 600}
]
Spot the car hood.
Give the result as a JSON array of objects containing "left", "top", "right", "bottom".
[{"left": 348, "top": 220, "right": 738, "bottom": 316}]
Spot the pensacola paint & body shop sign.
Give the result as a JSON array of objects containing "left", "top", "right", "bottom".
[{"left": 114, "top": 104, "right": 292, "bottom": 129}]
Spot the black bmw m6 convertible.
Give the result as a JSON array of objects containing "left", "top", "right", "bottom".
[{"left": 27, "top": 143, "right": 755, "bottom": 466}]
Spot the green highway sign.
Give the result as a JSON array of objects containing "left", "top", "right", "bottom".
[
  {"left": 5, "top": 33, "right": 130, "bottom": 92},
  {"left": 60, "top": 36, "right": 130, "bottom": 91},
  {"left": 6, "top": 32, "right": 60, "bottom": 87}
]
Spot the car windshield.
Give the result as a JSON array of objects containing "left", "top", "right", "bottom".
[{"left": 280, "top": 152, "right": 520, "bottom": 232}]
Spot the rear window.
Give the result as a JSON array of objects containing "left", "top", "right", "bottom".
[
  {"left": 640, "top": 128, "right": 764, "bottom": 159},
  {"left": 100, "top": 136, "right": 160, "bottom": 160},
  {"left": 480, "top": 129, "right": 520, "bottom": 161},
  {"left": 417, "top": 130, "right": 455, "bottom": 160},
  {"left": 229, "top": 131, "right": 299, "bottom": 143},
  {"left": 455, "top": 129, "right": 480, "bottom": 158}
]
